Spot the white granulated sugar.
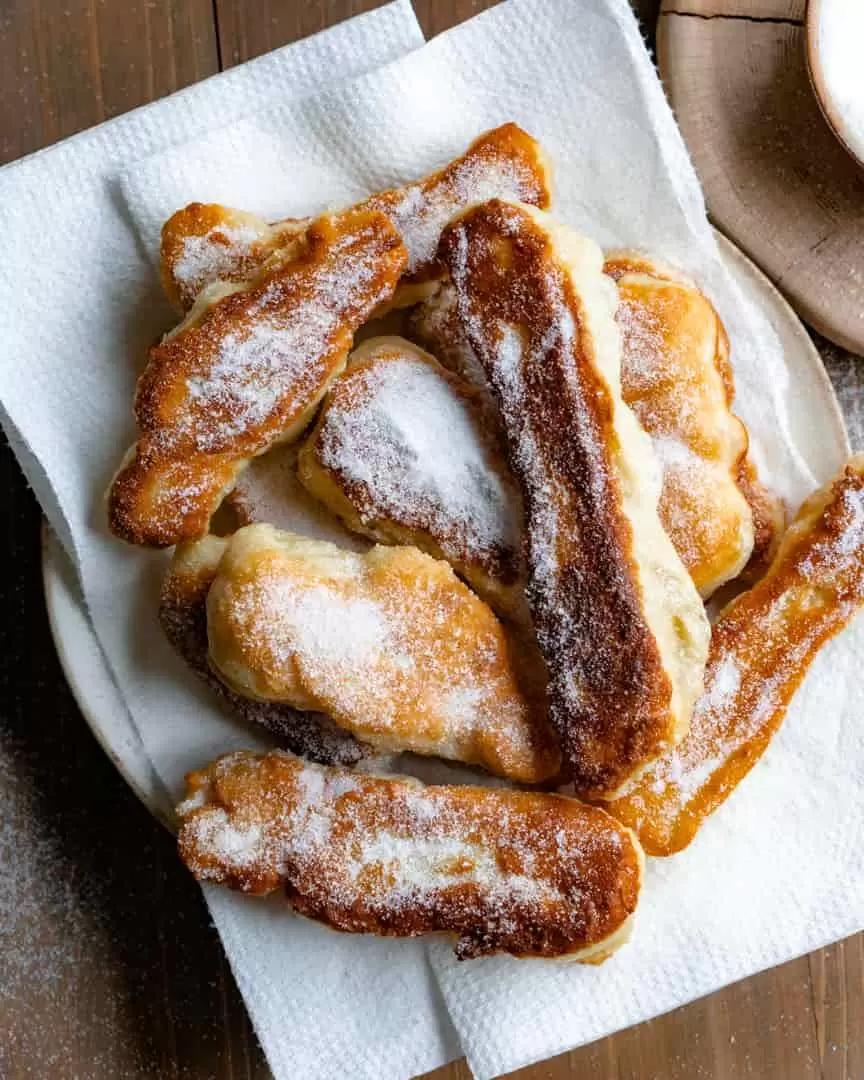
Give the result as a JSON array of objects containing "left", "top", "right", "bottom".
[
  {"left": 181, "top": 247, "right": 383, "bottom": 450},
  {"left": 615, "top": 297, "right": 666, "bottom": 386},
  {"left": 316, "top": 356, "right": 519, "bottom": 563},
  {"left": 252, "top": 575, "right": 390, "bottom": 672},
  {"left": 489, "top": 323, "right": 565, "bottom": 599},
  {"left": 800, "top": 485, "right": 864, "bottom": 576},
  {"left": 187, "top": 809, "right": 263, "bottom": 870},
  {"left": 833, "top": 486, "right": 864, "bottom": 554},
  {"left": 355, "top": 832, "right": 548, "bottom": 905},
  {"left": 652, "top": 435, "right": 703, "bottom": 474},
  {"left": 817, "top": 0, "right": 864, "bottom": 161},
  {"left": 184, "top": 311, "right": 326, "bottom": 446},
  {"left": 174, "top": 223, "right": 262, "bottom": 292},
  {"left": 440, "top": 685, "right": 486, "bottom": 727},
  {"left": 696, "top": 654, "right": 741, "bottom": 717},
  {"left": 379, "top": 158, "right": 529, "bottom": 275},
  {"left": 656, "top": 749, "right": 725, "bottom": 801}
]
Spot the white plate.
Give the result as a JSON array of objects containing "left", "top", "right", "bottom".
[{"left": 42, "top": 233, "right": 852, "bottom": 827}]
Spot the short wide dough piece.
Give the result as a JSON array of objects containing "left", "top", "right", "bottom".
[{"left": 206, "top": 524, "right": 560, "bottom": 783}]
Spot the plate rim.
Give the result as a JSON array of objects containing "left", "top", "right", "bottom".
[
  {"left": 41, "top": 527, "right": 174, "bottom": 829},
  {"left": 41, "top": 229, "right": 853, "bottom": 825}
]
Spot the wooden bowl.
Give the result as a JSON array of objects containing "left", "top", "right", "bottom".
[{"left": 806, "top": 0, "right": 864, "bottom": 171}]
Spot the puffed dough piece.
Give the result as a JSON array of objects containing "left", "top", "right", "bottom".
[
  {"left": 606, "top": 252, "right": 779, "bottom": 595},
  {"left": 606, "top": 457, "right": 864, "bottom": 854},
  {"left": 108, "top": 207, "right": 406, "bottom": 547},
  {"left": 159, "top": 123, "right": 551, "bottom": 313},
  {"left": 437, "top": 200, "right": 711, "bottom": 799},
  {"left": 297, "top": 336, "right": 528, "bottom": 625},
  {"left": 206, "top": 524, "right": 560, "bottom": 783},
  {"left": 177, "top": 749, "right": 644, "bottom": 961},
  {"left": 160, "top": 535, "right": 371, "bottom": 766}
]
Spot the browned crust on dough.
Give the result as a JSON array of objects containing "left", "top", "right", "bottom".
[
  {"left": 159, "top": 123, "right": 551, "bottom": 312},
  {"left": 177, "top": 750, "right": 642, "bottom": 960},
  {"left": 363, "top": 121, "right": 551, "bottom": 286},
  {"left": 297, "top": 343, "right": 522, "bottom": 587},
  {"left": 160, "top": 540, "right": 370, "bottom": 766},
  {"left": 607, "top": 458, "right": 864, "bottom": 854},
  {"left": 604, "top": 251, "right": 784, "bottom": 585},
  {"left": 109, "top": 207, "right": 406, "bottom": 548},
  {"left": 736, "top": 455, "right": 787, "bottom": 581},
  {"left": 160, "top": 203, "right": 307, "bottom": 312},
  {"left": 438, "top": 201, "right": 673, "bottom": 796}
]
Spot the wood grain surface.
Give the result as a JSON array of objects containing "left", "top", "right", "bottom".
[
  {"left": 657, "top": 0, "right": 864, "bottom": 353},
  {"left": 0, "top": 2, "right": 861, "bottom": 1078}
]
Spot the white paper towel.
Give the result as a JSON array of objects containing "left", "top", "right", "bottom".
[{"left": 1, "top": 1, "right": 862, "bottom": 1078}]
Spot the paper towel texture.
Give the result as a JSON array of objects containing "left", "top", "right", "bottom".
[{"left": 1, "top": 1, "right": 862, "bottom": 1078}]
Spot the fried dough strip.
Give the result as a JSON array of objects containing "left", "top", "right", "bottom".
[
  {"left": 177, "top": 749, "right": 643, "bottom": 961},
  {"left": 109, "top": 207, "right": 406, "bottom": 547},
  {"left": 206, "top": 524, "right": 560, "bottom": 783},
  {"left": 437, "top": 200, "right": 710, "bottom": 798},
  {"left": 297, "top": 335, "right": 528, "bottom": 624},
  {"left": 607, "top": 457, "right": 864, "bottom": 854},
  {"left": 160, "top": 123, "right": 551, "bottom": 312}
]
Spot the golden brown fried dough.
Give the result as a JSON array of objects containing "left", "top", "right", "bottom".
[
  {"left": 415, "top": 250, "right": 781, "bottom": 598},
  {"left": 177, "top": 749, "right": 643, "bottom": 960},
  {"left": 607, "top": 457, "right": 864, "bottom": 854},
  {"left": 161, "top": 204, "right": 308, "bottom": 312},
  {"left": 160, "top": 536, "right": 371, "bottom": 765},
  {"left": 159, "top": 123, "right": 551, "bottom": 312},
  {"left": 108, "top": 207, "right": 406, "bottom": 547},
  {"left": 206, "top": 524, "right": 559, "bottom": 783},
  {"left": 297, "top": 336, "right": 527, "bottom": 624},
  {"left": 605, "top": 252, "right": 779, "bottom": 594},
  {"left": 437, "top": 200, "right": 710, "bottom": 799}
]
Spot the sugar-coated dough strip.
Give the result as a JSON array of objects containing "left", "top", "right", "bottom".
[
  {"left": 606, "top": 252, "right": 763, "bottom": 596},
  {"left": 607, "top": 457, "right": 864, "bottom": 854},
  {"left": 108, "top": 207, "right": 406, "bottom": 547},
  {"left": 160, "top": 536, "right": 371, "bottom": 765},
  {"left": 437, "top": 200, "right": 710, "bottom": 798},
  {"left": 206, "top": 524, "right": 560, "bottom": 783},
  {"left": 160, "top": 123, "right": 551, "bottom": 312},
  {"left": 297, "top": 336, "right": 528, "bottom": 624},
  {"left": 177, "top": 749, "right": 643, "bottom": 960}
]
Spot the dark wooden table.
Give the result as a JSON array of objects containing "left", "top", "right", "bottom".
[{"left": 1, "top": 2, "right": 861, "bottom": 1077}]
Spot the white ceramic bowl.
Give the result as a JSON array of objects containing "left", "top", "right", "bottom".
[{"left": 806, "top": 0, "right": 864, "bottom": 171}]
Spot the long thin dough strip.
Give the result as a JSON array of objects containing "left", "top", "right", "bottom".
[
  {"left": 206, "top": 524, "right": 560, "bottom": 783},
  {"left": 160, "top": 536, "right": 370, "bottom": 765},
  {"left": 177, "top": 749, "right": 643, "bottom": 961},
  {"left": 607, "top": 457, "right": 864, "bottom": 855},
  {"left": 108, "top": 207, "right": 406, "bottom": 547},
  {"left": 437, "top": 200, "right": 710, "bottom": 799},
  {"left": 160, "top": 123, "right": 551, "bottom": 312}
]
